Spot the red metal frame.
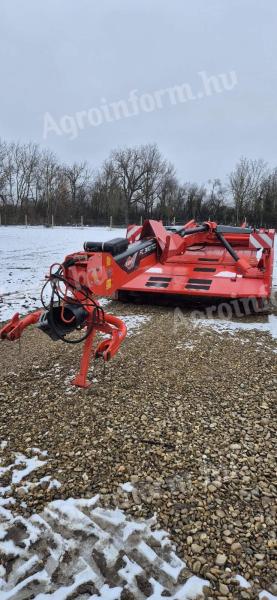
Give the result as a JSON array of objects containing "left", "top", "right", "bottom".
[{"left": 64, "top": 220, "right": 275, "bottom": 302}]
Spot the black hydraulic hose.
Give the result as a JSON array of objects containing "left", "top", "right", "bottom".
[
  {"left": 40, "top": 266, "right": 105, "bottom": 344},
  {"left": 179, "top": 223, "right": 242, "bottom": 263},
  {"left": 216, "top": 232, "right": 239, "bottom": 262},
  {"left": 179, "top": 224, "right": 209, "bottom": 238}
]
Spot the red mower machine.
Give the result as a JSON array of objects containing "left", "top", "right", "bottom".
[
  {"left": 0, "top": 220, "right": 275, "bottom": 387},
  {"left": 80, "top": 220, "right": 275, "bottom": 304}
]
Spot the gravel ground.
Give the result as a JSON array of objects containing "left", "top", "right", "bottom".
[{"left": 0, "top": 302, "right": 276, "bottom": 599}]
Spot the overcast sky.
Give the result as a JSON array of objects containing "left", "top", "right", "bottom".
[{"left": 0, "top": 0, "right": 276, "bottom": 183}]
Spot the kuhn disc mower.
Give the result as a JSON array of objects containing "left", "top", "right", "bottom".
[
  {"left": 69, "top": 219, "right": 275, "bottom": 305},
  {"left": 0, "top": 220, "right": 275, "bottom": 388}
]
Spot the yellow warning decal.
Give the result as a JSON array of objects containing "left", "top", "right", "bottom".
[
  {"left": 106, "top": 278, "right": 112, "bottom": 290},
  {"left": 106, "top": 256, "right": 111, "bottom": 266}
]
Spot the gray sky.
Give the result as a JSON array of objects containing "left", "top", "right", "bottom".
[{"left": 0, "top": 0, "right": 276, "bottom": 183}]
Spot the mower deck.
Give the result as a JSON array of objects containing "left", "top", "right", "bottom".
[{"left": 119, "top": 247, "right": 268, "bottom": 299}]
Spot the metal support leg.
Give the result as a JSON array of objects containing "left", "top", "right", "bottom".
[{"left": 71, "top": 327, "right": 96, "bottom": 388}]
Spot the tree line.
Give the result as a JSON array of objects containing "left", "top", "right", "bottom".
[{"left": 0, "top": 139, "right": 276, "bottom": 228}]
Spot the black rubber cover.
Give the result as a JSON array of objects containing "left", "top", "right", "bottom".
[{"left": 84, "top": 237, "right": 129, "bottom": 256}]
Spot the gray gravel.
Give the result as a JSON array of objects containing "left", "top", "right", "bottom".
[{"left": 0, "top": 302, "right": 276, "bottom": 599}]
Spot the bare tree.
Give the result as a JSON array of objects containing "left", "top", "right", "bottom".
[
  {"left": 258, "top": 168, "right": 277, "bottom": 228},
  {"left": 229, "top": 157, "right": 267, "bottom": 224},
  {"left": 63, "top": 161, "right": 91, "bottom": 221},
  {"left": 3, "top": 142, "right": 40, "bottom": 212},
  {"left": 182, "top": 183, "right": 206, "bottom": 220},
  {"left": 0, "top": 140, "right": 9, "bottom": 207},
  {"left": 64, "top": 162, "right": 90, "bottom": 204},
  {"left": 91, "top": 162, "right": 122, "bottom": 223},
  {"left": 37, "top": 150, "right": 61, "bottom": 223},
  {"left": 109, "top": 146, "right": 148, "bottom": 225},
  {"left": 137, "top": 144, "right": 169, "bottom": 218},
  {"left": 157, "top": 168, "right": 180, "bottom": 222},
  {"left": 204, "top": 179, "right": 227, "bottom": 221},
  {"left": 0, "top": 138, "right": 276, "bottom": 227}
]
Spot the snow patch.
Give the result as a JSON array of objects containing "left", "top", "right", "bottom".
[
  {"left": 235, "top": 573, "right": 251, "bottom": 588},
  {"left": 118, "top": 314, "right": 151, "bottom": 335},
  {"left": 120, "top": 481, "right": 134, "bottom": 492},
  {"left": 0, "top": 490, "right": 209, "bottom": 600},
  {"left": 12, "top": 454, "right": 47, "bottom": 484},
  {"left": 259, "top": 592, "right": 277, "bottom": 600},
  {"left": 176, "top": 341, "right": 195, "bottom": 351},
  {"left": 193, "top": 314, "right": 277, "bottom": 340},
  {"left": 0, "top": 449, "right": 61, "bottom": 512}
]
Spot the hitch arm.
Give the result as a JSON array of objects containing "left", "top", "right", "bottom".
[
  {"left": 1, "top": 308, "right": 127, "bottom": 390},
  {"left": 0, "top": 310, "right": 43, "bottom": 341}
]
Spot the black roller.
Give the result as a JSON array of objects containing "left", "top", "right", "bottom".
[
  {"left": 84, "top": 238, "right": 128, "bottom": 256},
  {"left": 179, "top": 224, "right": 209, "bottom": 237}
]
